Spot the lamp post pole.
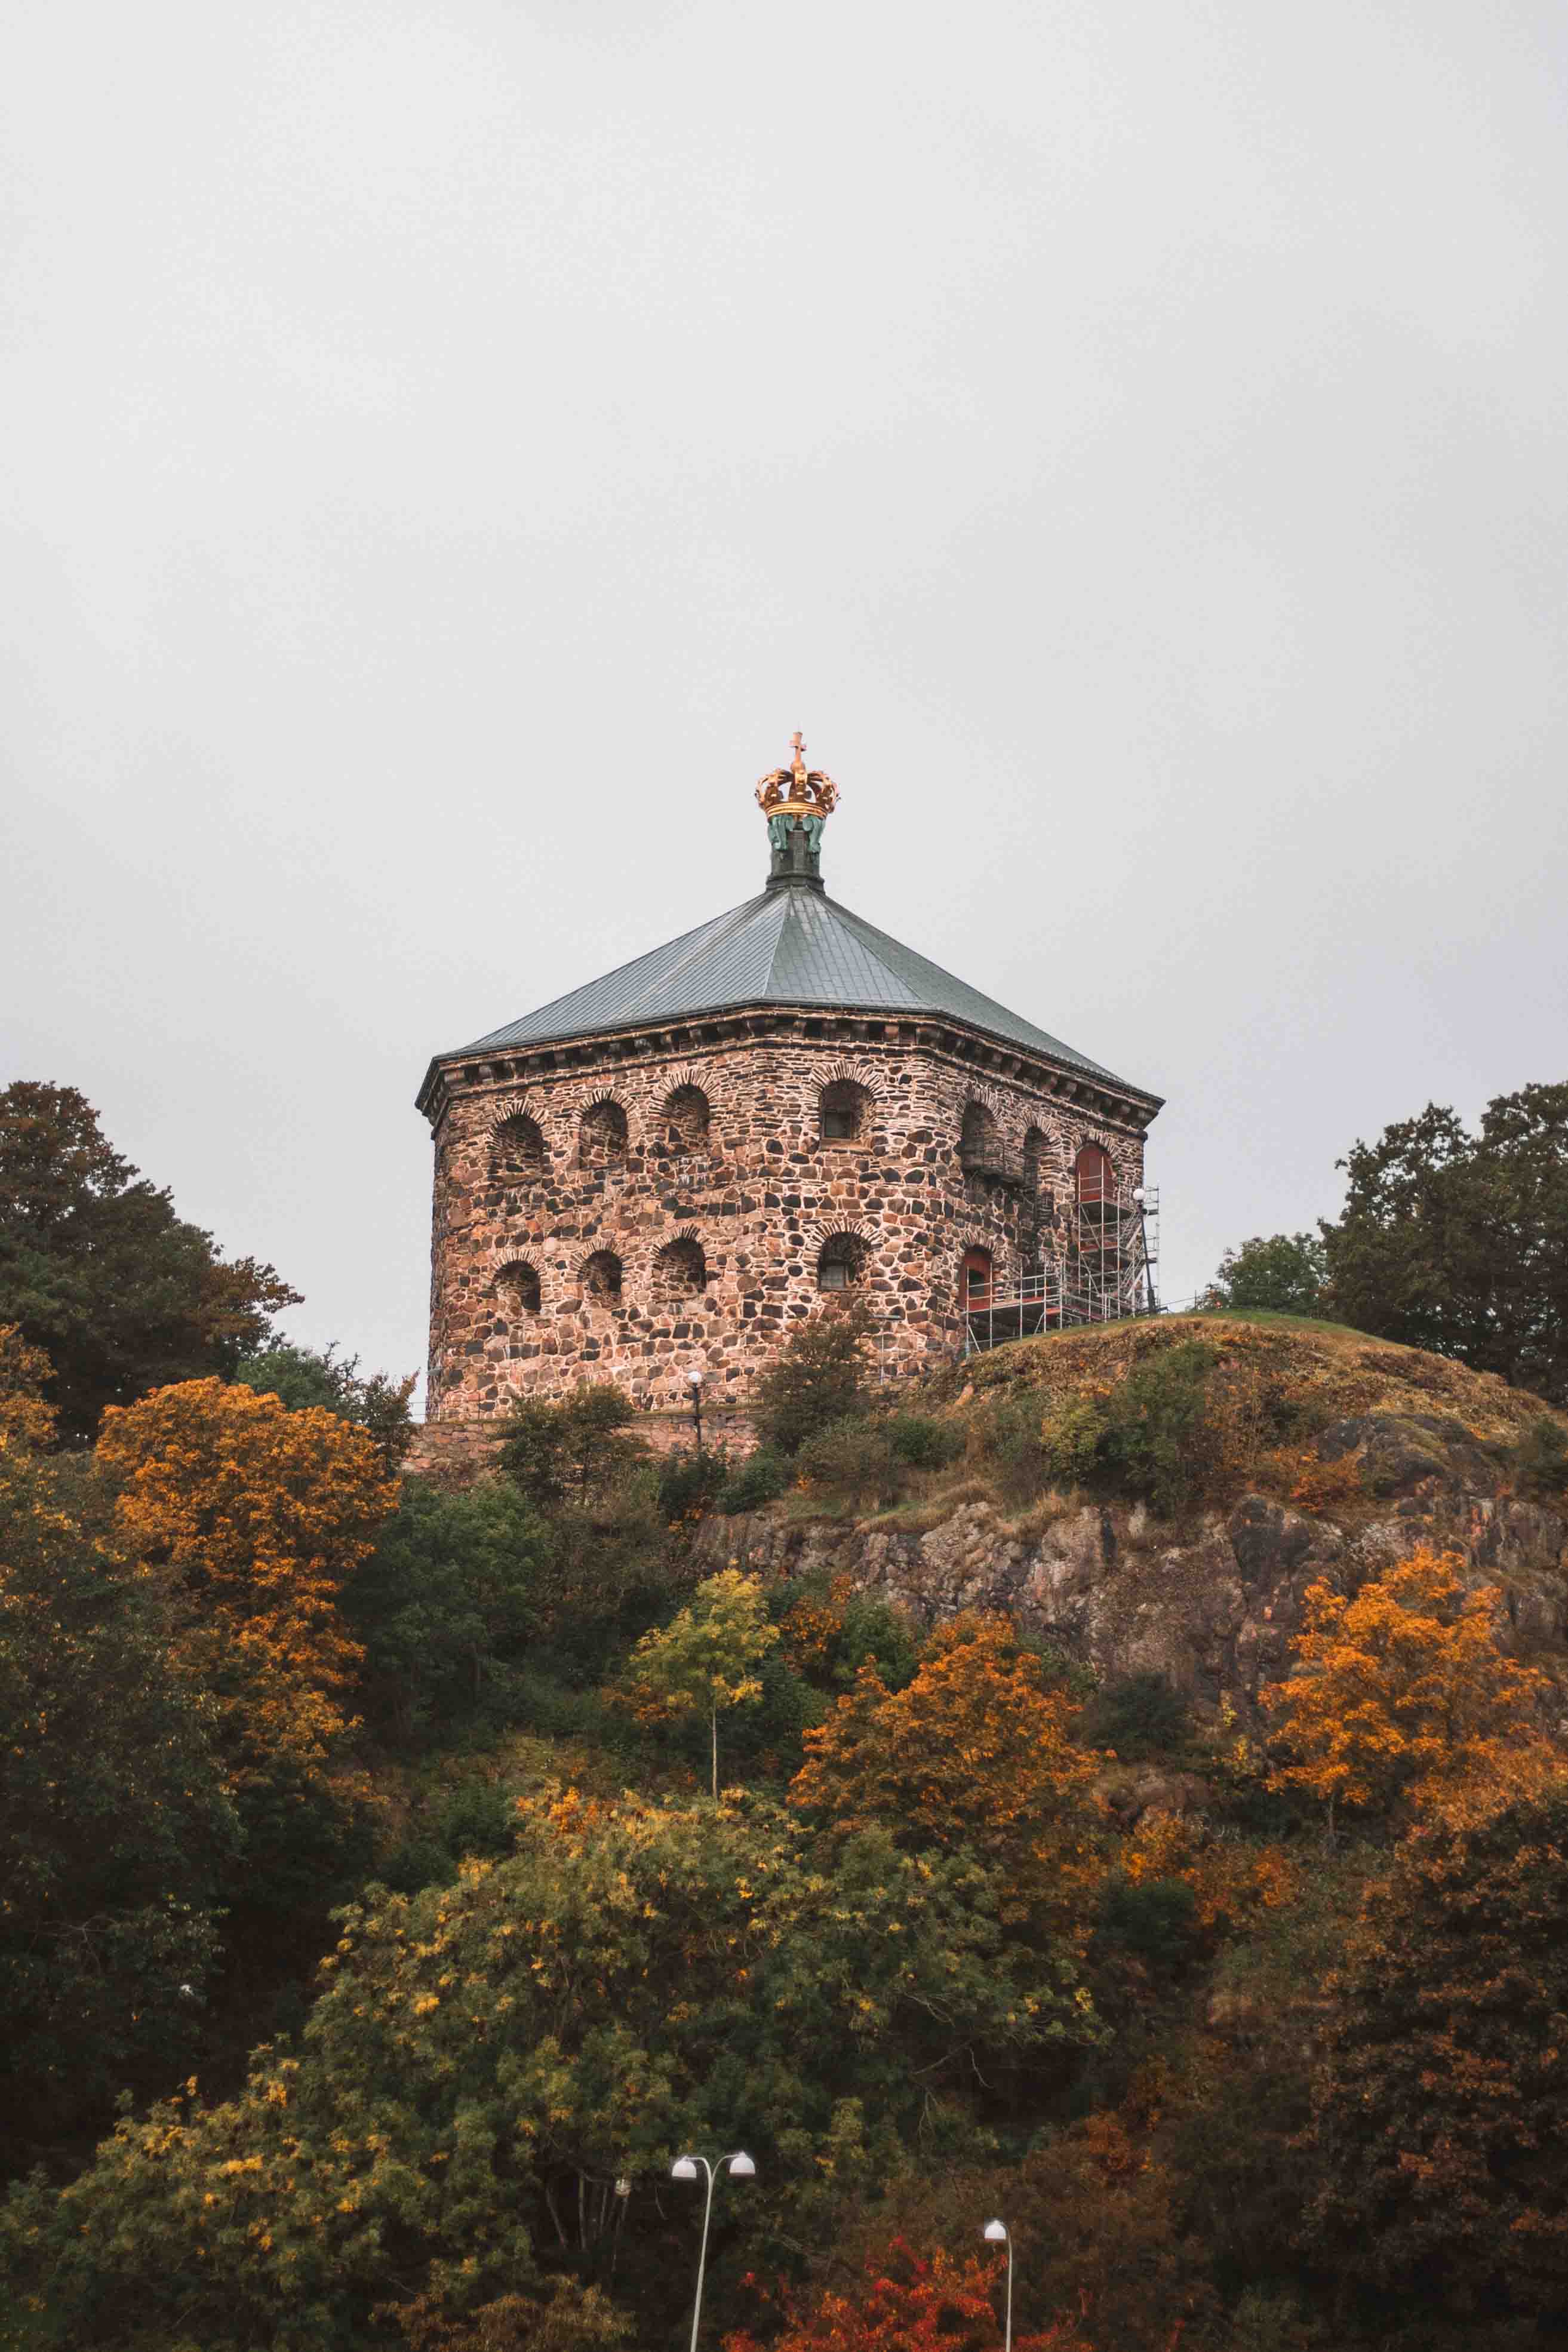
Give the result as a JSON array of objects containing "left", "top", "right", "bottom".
[
  {"left": 688, "top": 1371, "right": 704, "bottom": 1452},
  {"left": 672, "top": 2150, "right": 755, "bottom": 2352},
  {"left": 983, "top": 2219, "right": 1012, "bottom": 2352}
]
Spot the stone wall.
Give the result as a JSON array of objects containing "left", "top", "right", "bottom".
[{"left": 420, "top": 1016, "right": 1149, "bottom": 1434}]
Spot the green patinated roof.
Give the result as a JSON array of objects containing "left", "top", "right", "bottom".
[{"left": 427, "top": 877, "right": 1152, "bottom": 1101}]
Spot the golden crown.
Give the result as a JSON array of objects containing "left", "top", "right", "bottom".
[{"left": 754, "top": 730, "right": 841, "bottom": 823}]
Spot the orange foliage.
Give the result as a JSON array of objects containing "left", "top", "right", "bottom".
[
  {"left": 0, "top": 1323, "right": 57, "bottom": 1459},
  {"left": 789, "top": 1615, "right": 1102, "bottom": 1924},
  {"left": 725, "top": 2239, "right": 1092, "bottom": 2352},
  {"left": 1120, "top": 1810, "right": 1299, "bottom": 1936},
  {"left": 96, "top": 1378, "right": 398, "bottom": 1785},
  {"left": 1263, "top": 1544, "right": 1552, "bottom": 1819},
  {"left": 780, "top": 1572, "right": 854, "bottom": 1674}
]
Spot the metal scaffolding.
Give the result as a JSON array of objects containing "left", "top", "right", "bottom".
[{"left": 963, "top": 1177, "right": 1160, "bottom": 1356}]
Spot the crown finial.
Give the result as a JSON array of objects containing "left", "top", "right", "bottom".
[{"left": 754, "top": 731, "right": 841, "bottom": 887}]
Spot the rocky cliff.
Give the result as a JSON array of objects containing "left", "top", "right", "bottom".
[{"left": 697, "top": 1316, "right": 1568, "bottom": 1712}]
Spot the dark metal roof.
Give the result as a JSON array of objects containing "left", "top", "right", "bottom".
[{"left": 438, "top": 877, "right": 1146, "bottom": 1093}]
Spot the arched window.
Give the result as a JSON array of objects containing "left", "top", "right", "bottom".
[
  {"left": 820, "top": 1080, "right": 871, "bottom": 1145},
  {"left": 580, "top": 1099, "right": 628, "bottom": 1167},
  {"left": 960, "top": 1100, "right": 1006, "bottom": 1176},
  {"left": 817, "top": 1232, "right": 867, "bottom": 1292},
  {"left": 493, "top": 1259, "right": 542, "bottom": 1320},
  {"left": 580, "top": 1249, "right": 623, "bottom": 1305},
  {"left": 491, "top": 1112, "right": 545, "bottom": 1178},
  {"left": 664, "top": 1086, "right": 710, "bottom": 1151},
  {"left": 961, "top": 1246, "right": 994, "bottom": 1311},
  {"left": 653, "top": 1235, "right": 707, "bottom": 1302},
  {"left": 1075, "top": 1141, "right": 1115, "bottom": 1206},
  {"left": 1023, "top": 1126, "right": 1049, "bottom": 1196}
]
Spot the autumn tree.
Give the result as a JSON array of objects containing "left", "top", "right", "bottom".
[
  {"left": 0, "top": 1329, "right": 236, "bottom": 2167},
  {"left": 789, "top": 1614, "right": 1101, "bottom": 1927},
  {"left": 754, "top": 1297, "right": 874, "bottom": 1455},
  {"left": 1263, "top": 1547, "right": 1551, "bottom": 1823},
  {"left": 1322, "top": 1083, "right": 1568, "bottom": 1401},
  {"left": 1, "top": 1792, "right": 1093, "bottom": 2349},
  {"left": 725, "top": 2237, "right": 1092, "bottom": 2352},
  {"left": 0, "top": 1081, "right": 299, "bottom": 1439},
  {"left": 1310, "top": 1758, "right": 1568, "bottom": 2320},
  {"left": 624, "top": 1567, "right": 780, "bottom": 1795}
]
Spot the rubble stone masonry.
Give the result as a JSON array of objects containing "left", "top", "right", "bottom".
[{"left": 416, "top": 1006, "right": 1155, "bottom": 1468}]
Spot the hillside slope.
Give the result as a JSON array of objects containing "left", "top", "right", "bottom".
[{"left": 703, "top": 1314, "right": 1568, "bottom": 1710}]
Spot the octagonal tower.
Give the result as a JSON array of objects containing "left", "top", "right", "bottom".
[{"left": 414, "top": 736, "right": 1163, "bottom": 1460}]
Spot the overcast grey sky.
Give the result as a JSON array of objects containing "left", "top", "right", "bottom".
[{"left": 4, "top": 0, "right": 1565, "bottom": 1404}]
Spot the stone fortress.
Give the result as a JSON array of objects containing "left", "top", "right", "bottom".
[{"left": 415, "top": 736, "right": 1162, "bottom": 1458}]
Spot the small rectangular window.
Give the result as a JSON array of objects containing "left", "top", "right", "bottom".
[
  {"left": 821, "top": 1260, "right": 848, "bottom": 1290},
  {"left": 822, "top": 1110, "right": 853, "bottom": 1141}
]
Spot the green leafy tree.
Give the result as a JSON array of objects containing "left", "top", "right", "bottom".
[
  {"left": 1212, "top": 1232, "right": 1327, "bottom": 1316},
  {"left": 624, "top": 1568, "right": 781, "bottom": 1795},
  {"left": 500, "top": 1381, "right": 647, "bottom": 1506},
  {"left": 339, "top": 1476, "right": 557, "bottom": 1743},
  {"left": 1, "top": 1791, "right": 1093, "bottom": 2350},
  {"left": 236, "top": 1341, "right": 418, "bottom": 1474},
  {"left": 1310, "top": 1760, "right": 1568, "bottom": 2320},
  {"left": 1322, "top": 1083, "right": 1568, "bottom": 1403},
  {"left": 0, "top": 1329, "right": 238, "bottom": 2170},
  {"left": 754, "top": 1298, "right": 874, "bottom": 1455},
  {"left": 0, "top": 1082, "right": 299, "bottom": 1440}
]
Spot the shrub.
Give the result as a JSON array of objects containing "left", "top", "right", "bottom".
[
  {"left": 1082, "top": 1670, "right": 1195, "bottom": 1761},
  {"left": 500, "top": 1382, "right": 646, "bottom": 1507},
  {"left": 798, "top": 1416, "right": 902, "bottom": 1508},
  {"left": 753, "top": 1299, "right": 873, "bottom": 1454},
  {"left": 883, "top": 1412, "right": 966, "bottom": 1470},
  {"left": 656, "top": 1445, "right": 730, "bottom": 1521},
  {"left": 716, "top": 1445, "right": 792, "bottom": 1515},
  {"left": 1515, "top": 1414, "right": 1568, "bottom": 1498},
  {"left": 1099, "top": 1340, "right": 1220, "bottom": 1514},
  {"left": 1093, "top": 1873, "right": 1202, "bottom": 1973}
]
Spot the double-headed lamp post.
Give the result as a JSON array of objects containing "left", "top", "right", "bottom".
[
  {"left": 671, "top": 2150, "right": 755, "bottom": 2352},
  {"left": 983, "top": 2219, "right": 1012, "bottom": 2352}
]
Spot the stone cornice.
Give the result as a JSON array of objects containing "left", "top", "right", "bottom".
[{"left": 415, "top": 1003, "right": 1162, "bottom": 1137}]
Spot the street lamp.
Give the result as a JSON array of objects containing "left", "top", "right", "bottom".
[
  {"left": 983, "top": 2219, "right": 1012, "bottom": 2352},
  {"left": 687, "top": 1369, "right": 704, "bottom": 1451},
  {"left": 672, "top": 2152, "right": 755, "bottom": 2352}
]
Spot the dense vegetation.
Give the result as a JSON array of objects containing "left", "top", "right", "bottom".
[{"left": 4, "top": 1083, "right": 1568, "bottom": 2351}]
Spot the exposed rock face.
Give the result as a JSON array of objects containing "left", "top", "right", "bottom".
[{"left": 699, "top": 1409, "right": 1568, "bottom": 1711}]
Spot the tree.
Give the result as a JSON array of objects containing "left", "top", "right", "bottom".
[
  {"left": 623, "top": 1569, "right": 780, "bottom": 1795},
  {"left": 1, "top": 1793, "right": 1092, "bottom": 2350},
  {"left": 754, "top": 1298, "right": 874, "bottom": 1455},
  {"left": 95, "top": 1378, "right": 398, "bottom": 1791},
  {"left": 789, "top": 1615, "right": 1101, "bottom": 1929},
  {"left": 339, "top": 1475, "right": 558, "bottom": 1744},
  {"left": 1263, "top": 1547, "right": 1551, "bottom": 1823},
  {"left": 236, "top": 1341, "right": 418, "bottom": 1474},
  {"left": 0, "top": 1081, "right": 299, "bottom": 1440},
  {"left": 1211, "top": 1232, "right": 1327, "bottom": 1316},
  {"left": 724, "top": 2237, "right": 1092, "bottom": 2352},
  {"left": 1310, "top": 1759, "right": 1568, "bottom": 2319},
  {"left": 501, "top": 1381, "right": 647, "bottom": 1507},
  {"left": 0, "top": 1329, "right": 237, "bottom": 2167},
  {"left": 1321, "top": 1083, "right": 1568, "bottom": 1403}
]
